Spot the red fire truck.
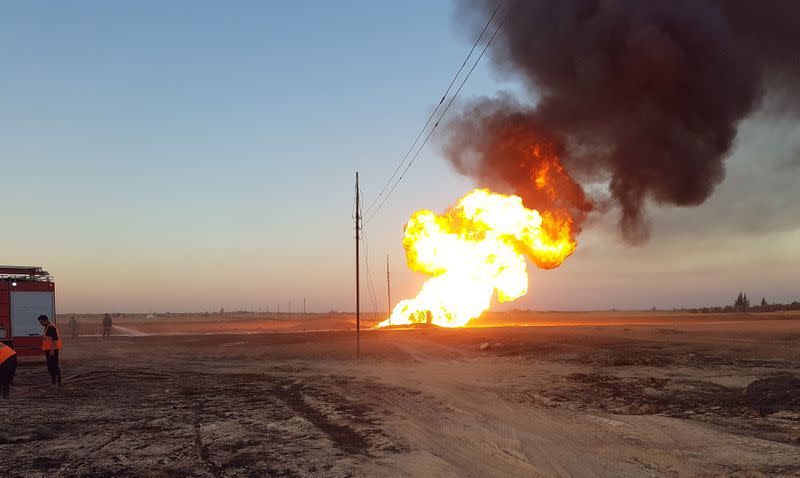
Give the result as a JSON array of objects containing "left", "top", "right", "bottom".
[{"left": 0, "top": 265, "right": 56, "bottom": 356}]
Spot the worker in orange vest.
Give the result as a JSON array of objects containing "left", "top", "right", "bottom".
[
  {"left": 0, "top": 342, "right": 16, "bottom": 399},
  {"left": 38, "top": 315, "right": 62, "bottom": 387}
]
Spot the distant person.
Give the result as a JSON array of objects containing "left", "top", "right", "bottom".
[
  {"left": 68, "top": 315, "right": 79, "bottom": 339},
  {"left": 102, "top": 313, "right": 113, "bottom": 337},
  {"left": 38, "top": 315, "right": 62, "bottom": 387},
  {"left": 0, "top": 342, "right": 17, "bottom": 399}
]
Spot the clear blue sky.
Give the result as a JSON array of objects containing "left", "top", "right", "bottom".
[{"left": 2, "top": 2, "right": 798, "bottom": 313}]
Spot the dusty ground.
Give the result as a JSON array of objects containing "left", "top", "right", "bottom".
[{"left": 2, "top": 312, "right": 799, "bottom": 477}]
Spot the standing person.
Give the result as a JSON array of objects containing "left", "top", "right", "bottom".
[
  {"left": 38, "top": 315, "right": 62, "bottom": 387},
  {"left": 102, "top": 313, "right": 113, "bottom": 338},
  {"left": 0, "top": 342, "right": 17, "bottom": 399},
  {"left": 68, "top": 315, "right": 79, "bottom": 339}
]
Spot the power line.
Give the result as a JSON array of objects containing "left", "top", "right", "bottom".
[
  {"left": 359, "top": 186, "right": 381, "bottom": 314},
  {"left": 362, "top": 237, "right": 379, "bottom": 314},
  {"left": 364, "top": 2, "right": 516, "bottom": 225},
  {"left": 362, "top": 0, "right": 505, "bottom": 218}
]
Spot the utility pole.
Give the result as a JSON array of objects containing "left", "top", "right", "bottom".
[
  {"left": 355, "top": 172, "right": 361, "bottom": 358},
  {"left": 386, "top": 254, "right": 391, "bottom": 316},
  {"left": 303, "top": 298, "right": 306, "bottom": 315}
]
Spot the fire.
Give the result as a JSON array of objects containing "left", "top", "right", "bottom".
[{"left": 377, "top": 188, "right": 576, "bottom": 328}]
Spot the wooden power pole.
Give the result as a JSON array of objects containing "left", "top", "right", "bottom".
[
  {"left": 386, "top": 254, "right": 391, "bottom": 316},
  {"left": 355, "top": 172, "right": 361, "bottom": 358}
]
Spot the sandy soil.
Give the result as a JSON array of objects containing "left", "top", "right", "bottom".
[{"left": 1, "top": 312, "right": 799, "bottom": 477}]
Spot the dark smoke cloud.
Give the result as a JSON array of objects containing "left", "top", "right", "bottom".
[
  {"left": 444, "top": 94, "right": 594, "bottom": 228},
  {"left": 445, "top": 0, "right": 800, "bottom": 243}
]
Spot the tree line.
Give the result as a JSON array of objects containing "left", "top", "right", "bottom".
[{"left": 684, "top": 291, "right": 800, "bottom": 314}]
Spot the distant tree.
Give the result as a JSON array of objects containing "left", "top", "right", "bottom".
[
  {"left": 761, "top": 297, "right": 767, "bottom": 307},
  {"left": 219, "top": 308, "right": 224, "bottom": 314},
  {"left": 734, "top": 291, "right": 750, "bottom": 311}
]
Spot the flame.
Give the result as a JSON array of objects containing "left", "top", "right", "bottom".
[
  {"left": 377, "top": 188, "right": 576, "bottom": 328},
  {"left": 531, "top": 148, "right": 562, "bottom": 202}
]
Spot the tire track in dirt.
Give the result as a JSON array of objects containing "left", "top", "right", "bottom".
[
  {"left": 192, "top": 400, "right": 225, "bottom": 478},
  {"left": 368, "top": 383, "right": 539, "bottom": 476},
  {"left": 272, "top": 381, "right": 369, "bottom": 455}
]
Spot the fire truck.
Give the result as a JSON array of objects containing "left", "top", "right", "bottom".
[{"left": 0, "top": 265, "right": 56, "bottom": 356}]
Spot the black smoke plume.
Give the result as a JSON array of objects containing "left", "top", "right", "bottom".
[{"left": 445, "top": 0, "right": 800, "bottom": 242}]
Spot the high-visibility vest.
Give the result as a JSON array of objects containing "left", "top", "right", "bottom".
[
  {"left": 42, "top": 324, "right": 63, "bottom": 351},
  {"left": 0, "top": 343, "right": 15, "bottom": 363}
]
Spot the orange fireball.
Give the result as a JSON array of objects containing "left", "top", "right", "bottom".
[{"left": 377, "top": 189, "right": 576, "bottom": 328}]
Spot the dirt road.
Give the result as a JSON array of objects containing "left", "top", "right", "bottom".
[{"left": 1, "top": 313, "right": 799, "bottom": 477}]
